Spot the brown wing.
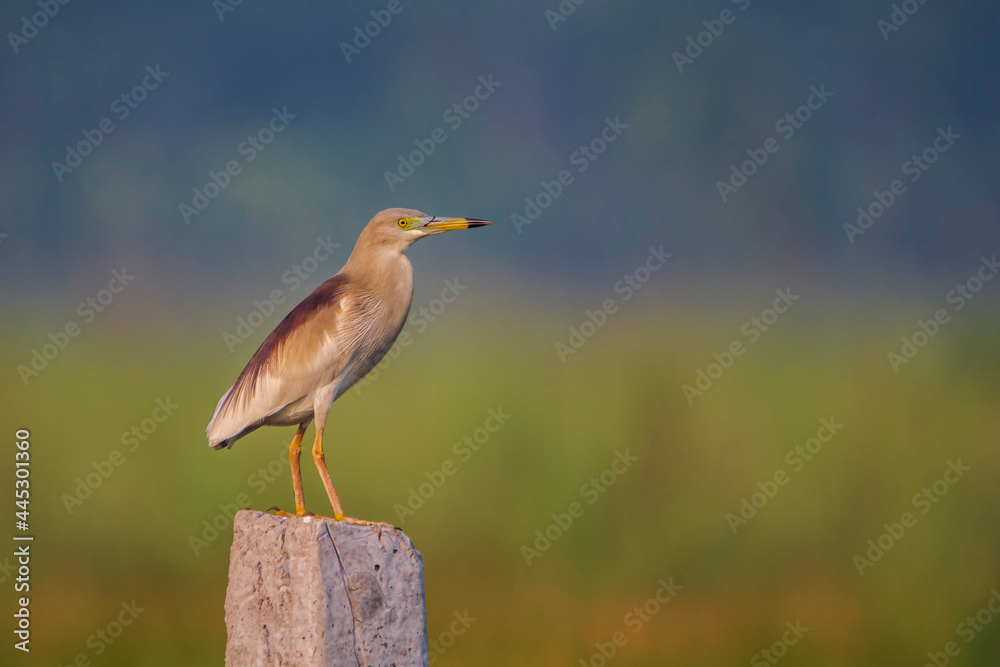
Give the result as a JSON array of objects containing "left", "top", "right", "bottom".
[{"left": 206, "top": 275, "right": 353, "bottom": 447}]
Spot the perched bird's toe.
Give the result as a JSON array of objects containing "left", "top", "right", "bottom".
[
  {"left": 338, "top": 516, "right": 399, "bottom": 531},
  {"left": 266, "top": 506, "right": 298, "bottom": 518}
]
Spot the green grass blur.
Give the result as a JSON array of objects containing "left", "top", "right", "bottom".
[{"left": 2, "top": 295, "right": 999, "bottom": 666}]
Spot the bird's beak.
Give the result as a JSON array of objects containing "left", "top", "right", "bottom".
[{"left": 417, "top": 217, "right": 492, "bottom": 234}]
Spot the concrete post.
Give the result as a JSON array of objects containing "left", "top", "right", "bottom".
[{"left": 224, "top": 510, "right": 427, "bottom": 666}]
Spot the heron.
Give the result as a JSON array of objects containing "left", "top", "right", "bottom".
[{"left": 206, "top": 208, "right": 491, "bottom": 521}]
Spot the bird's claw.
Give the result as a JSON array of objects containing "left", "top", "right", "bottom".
[
  {"left": 265, "top": 506, "right": 397, "bottom": 530},
  {"left": 266, "top": 506, "right": 310, "bottom": 518}
]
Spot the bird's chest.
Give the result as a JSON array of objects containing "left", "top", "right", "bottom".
[
  {"left": 368, "top": 272, "right": 412, "bottom": 334},
  {"left": 336, "top": 276, "right": 413, "bottom": 388},
  {"left": 388, "top": 273, "right": 414, "bottom": 320}
]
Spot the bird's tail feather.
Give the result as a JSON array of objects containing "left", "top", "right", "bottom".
[
  {"left": 209, "top": 436, "right": 234, "bottom": 450},
  {"left": 206, "top": 385, "right": 242, "bottom": 449}
]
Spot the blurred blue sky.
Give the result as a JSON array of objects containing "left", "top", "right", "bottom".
[{"left": 2, "top": 0, "right": 998, "bottom": 302}]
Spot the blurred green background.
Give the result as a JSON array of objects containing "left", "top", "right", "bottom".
[{"left": 2, "top": 0, "right": 1000, "bottom": 665}]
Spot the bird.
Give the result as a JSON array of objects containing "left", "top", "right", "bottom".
[{"left": 206, "top": 208, "right": 491, "bottom": 521}]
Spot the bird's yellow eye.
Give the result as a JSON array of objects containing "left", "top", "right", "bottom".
[{"left": 397, "top": 218, "right": 407, "bottom": 228}]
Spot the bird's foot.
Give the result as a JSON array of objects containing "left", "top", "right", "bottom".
[
  {"left": 336, "top": 515, "right": 394, "bottom": 528},
  {"left": 265, "top": 507, "right": 397, "bottom": 530},
  {"left": 318, "top": 512, "right": 400, "bottom": 531},
  {"left": 266, "top": 506, "right": 309, "bottom": 518}
]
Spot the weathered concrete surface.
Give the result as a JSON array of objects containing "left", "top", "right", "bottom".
[{"left": 224, "top": 510, "right": 427, "bottom": 666}]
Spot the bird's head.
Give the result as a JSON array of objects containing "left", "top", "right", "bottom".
[{"left": 357, "top": 207, "right": 492, "bottom": 254}]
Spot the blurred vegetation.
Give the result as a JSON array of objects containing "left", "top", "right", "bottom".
[
  {"left": 2, "top": 295, "right": 998, "bottom": 666},
  {"left": 2, "top": 3, "right": 999, "bottom": 663}
]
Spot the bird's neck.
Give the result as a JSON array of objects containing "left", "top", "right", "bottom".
[{"left": 343, "top": 247, "right": 414, "bottom": 296}]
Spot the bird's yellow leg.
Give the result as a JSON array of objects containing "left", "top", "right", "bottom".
[
  {"left": 289, "top": 423, "right": 308, "bottom": 515},
  {"left": 308, "top": 427, "right": 395, "bottom": 528},
  {"left": 311, "top": 427, "right": 347, "bottom": 521},
  {"left": 270, "top": 423, "right": 309, "bottom": 518}
]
